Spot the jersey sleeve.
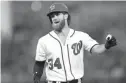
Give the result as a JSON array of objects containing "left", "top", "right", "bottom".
[
  {"left": 82, "top": 32, "right": 99, "bottom": 52},
  {"left": 35, "top": 38, "right": 46, "bottom": 61}
]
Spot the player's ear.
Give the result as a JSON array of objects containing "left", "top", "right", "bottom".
[{"left": 64, "top": 13, "right": 68, "bottom": 20}]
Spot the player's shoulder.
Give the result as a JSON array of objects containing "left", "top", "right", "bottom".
[
  {"left": 75, "top": 30, "right": 89, "bottom": 36},
  {"left": 38, "top": 31, "right": 52, "bottom": 42}
]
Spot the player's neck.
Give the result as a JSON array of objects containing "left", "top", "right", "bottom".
[{"left": 55, "top": 26, "right": 70, "bottom": 36}]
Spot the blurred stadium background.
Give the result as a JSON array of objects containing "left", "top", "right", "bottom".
[{"left": 1, "top": 1, "right": 126, "bottom": 83}]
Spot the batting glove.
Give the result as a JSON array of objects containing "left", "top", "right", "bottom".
[
  {"left": 105, "top": 34, "right": 117, "bottom": 49},
  {"left": 33, "top": 72, "right": 41, "bottom": 83}
]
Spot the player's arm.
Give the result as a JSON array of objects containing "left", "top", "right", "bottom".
[
  {"left": 91, "top": 34, "right": 117, "bottom": 54},
  {"left": 33, "top": 61, "right": 45, "bottom": 83},
  {"left": 91, "top": 44, "right": 106, "bottom": 54},
  {"left": 34, "top": 38, "right": 46, "bottom": 83}
]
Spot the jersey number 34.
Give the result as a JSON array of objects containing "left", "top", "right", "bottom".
[{"left": 48, "top": 58, "right": 62, "bottom": 70}]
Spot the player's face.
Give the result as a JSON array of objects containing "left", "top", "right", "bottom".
[{"left": 50, "top": 12, "right": 65, "bottom": 32}]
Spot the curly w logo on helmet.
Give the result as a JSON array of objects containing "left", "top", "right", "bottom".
[{"left": 50, "top": 4, "right": 55, "bottom": 11}]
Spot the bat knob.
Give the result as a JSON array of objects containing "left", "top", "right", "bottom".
[{"left": 106, "top": 34, "right": 112, "bottom": 41}]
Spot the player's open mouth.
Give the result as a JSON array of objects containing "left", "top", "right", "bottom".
[{"left": 54, "top": 21, "right": 60, "bottom": 24}]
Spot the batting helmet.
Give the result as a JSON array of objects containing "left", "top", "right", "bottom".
[{"left": 47, "top": 3, "right": 69, "bottom": 16}]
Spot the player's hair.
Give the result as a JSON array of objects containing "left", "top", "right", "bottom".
[{"left": 48, "top": 11, "right": 71, "bottom": 26}]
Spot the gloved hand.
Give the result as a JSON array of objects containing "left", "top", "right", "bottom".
[
  {"left": 33, "top": 72, "right": 41, "bottom": 83},
  {"left": 105, "top": 34, "right": 117, "bottom": 49}
]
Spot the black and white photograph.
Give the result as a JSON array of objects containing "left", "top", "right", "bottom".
[{"left": 1, "top": 1, "right": 126, "bottom": 83}]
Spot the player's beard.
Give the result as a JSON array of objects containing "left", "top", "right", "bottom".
[{"left": 52, "top": 19, "right": 65, "bottom": 32}]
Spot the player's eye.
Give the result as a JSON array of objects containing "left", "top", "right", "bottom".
[
  {"left": 55, "top": 12, "right": 60, "bottom": 16},
  {"left": 50, "top": 12, "right": 60, "bottom": 18}
]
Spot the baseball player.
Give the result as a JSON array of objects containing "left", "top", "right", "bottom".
[{"left": 33, "top": 3, "right": 117, "bottom": 83}]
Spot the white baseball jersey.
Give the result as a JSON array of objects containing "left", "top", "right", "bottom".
[{"left": 35, "top": 29, "right": 98, "bottom": 82}]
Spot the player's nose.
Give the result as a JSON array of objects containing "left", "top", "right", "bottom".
[{"left": 52, "top": 15, "right": 59, "bottom": 22}]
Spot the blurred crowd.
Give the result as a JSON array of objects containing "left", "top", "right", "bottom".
[{"left": 1, "top": 1, "right": 126, "bottom": 83}]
